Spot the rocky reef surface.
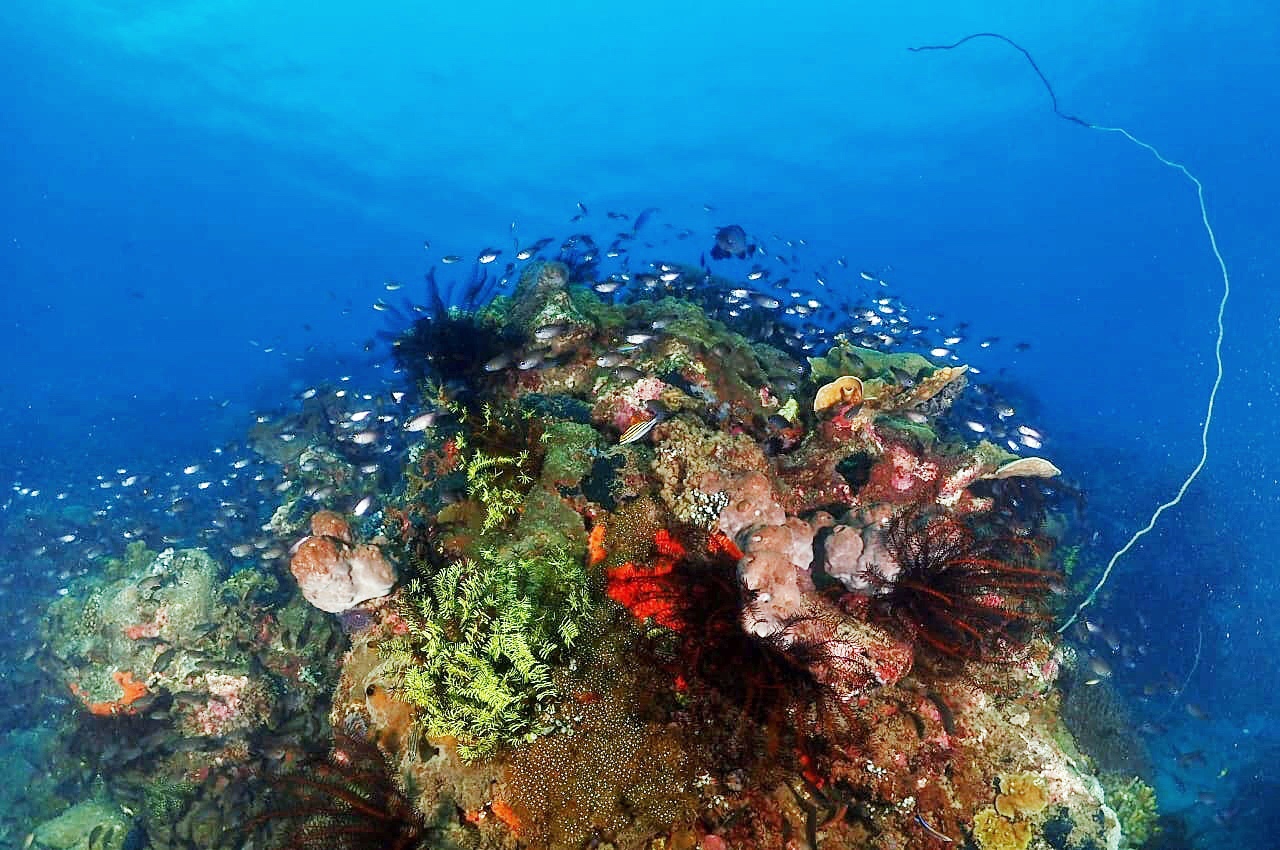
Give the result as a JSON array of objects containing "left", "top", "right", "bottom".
[{"left": 20, "top": 255, "right": 1162, "bottom": 850}]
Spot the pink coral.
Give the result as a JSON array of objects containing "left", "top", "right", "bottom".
[
  {"left": 189, "top": 673, "right": 249, "bottom": 736},
  {"left": 599, "top": 376, "right": 671, "bottom": 431},
  {"left": 123, "top": 606, "right": 169, "bottom": 640},
  {"left": 887, "top": 443, "right": 939, "bottom": 491},
  {"left": 700, "top": 471, "right": 785, "bottom": 539},
  {"left": 708, "top": 472, "right": 913, "bottom": 698},
  {"left": 937, "top": 456, "right": 995, "bottom": 513},
  {"left": 859, "top": 442, "right": 940, "bottom": 506}
]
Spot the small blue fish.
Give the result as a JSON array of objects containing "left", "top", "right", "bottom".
[{"left": 915, "top": 814, "right": 953, "bottom": 843}]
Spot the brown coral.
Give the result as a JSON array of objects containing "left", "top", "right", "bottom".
[
  {"left": 291, "top": 535, "right": 346, "bottom": 583},
  {"left": 310, "top": 509, "right": 353, "bottom": 542},
  {"left": 363, "top": 679, "right": 417, "bottom": 755},
  {"left": 994, "top": 773, "right": 1050, "bottom": 818},
  {"left": 972, "top": 807, "right": 1034, "bottom": 850},
  {"left": 502, "top": 679, "right": 695, "bottom": 849}
]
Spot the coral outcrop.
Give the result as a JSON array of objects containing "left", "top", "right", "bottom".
[
  {"left": 35, "top": 230, "right": 1139, "bottom": 850},
  {"left": 38, "top": 542, "right": 343, "bottom": 849},
  {"left": 294, "top": 246, "right": 1121, "bottom": 850}
]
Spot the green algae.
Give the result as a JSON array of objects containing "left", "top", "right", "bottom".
[
  {"left": 540, "top": 421, "right": 599, "bottom": 488},
  {"left": 809, "top": 340, "right": 939, "bottom": 385}
]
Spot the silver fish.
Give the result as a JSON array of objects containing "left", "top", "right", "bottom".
[
  {"left": 404, "top": 411, "right": 438, "bottom": 432},
  {"left": 484, "top": 353, "right": 512, "bottom": 372},
  {"left": 596, "top": 352, "right": 626, "bottom": 368}
]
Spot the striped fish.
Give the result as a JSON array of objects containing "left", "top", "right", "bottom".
[{"left": 618, "top": 416, "right": 660, "bottom": 445}]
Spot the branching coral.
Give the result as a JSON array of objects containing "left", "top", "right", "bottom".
[
  {"left": 382, "top": 546, "right": 597, "bottom": 760},
  {"left": 867, "top": 507, "right": 1059, "bottom": 663}
]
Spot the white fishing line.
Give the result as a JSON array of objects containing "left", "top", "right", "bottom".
[
  {"left": 908, "top": 34, "right": 1231, "bottom": 634},
  {"left": 1058, "top": 127, "right": 1229, "bottom": 633}
]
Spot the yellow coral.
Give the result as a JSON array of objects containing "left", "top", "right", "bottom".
[
  {"left": 972, "top": 807, "right": 1033, "bottom": 850},
  {"left": 813, "top": 375, "right": 864, "bottom": 412},
  {"left": 995, "top": 772, "right": 1050, "bottom": 818}
]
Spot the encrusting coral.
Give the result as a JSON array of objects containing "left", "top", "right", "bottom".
[
  {"left": 973, "top": 806, "right": 1035, "bottom": 850},
  {"left": 996, "top": 772, "right": 1051, "bottom": 818}
]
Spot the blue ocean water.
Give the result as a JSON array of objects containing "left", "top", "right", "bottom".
[{"left": 2, "top": 1, "right": 1277, "bottom": 847}]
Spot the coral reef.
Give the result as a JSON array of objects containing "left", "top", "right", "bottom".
[
  {"left": 31, "top": 228, "right": 1135, "bottom": 850},
  {"left": 307, "top": 251, "right": 1123, "bottom": 850},
  {"left": 38, "top": 543, "right": 344, "bottom": 849}
]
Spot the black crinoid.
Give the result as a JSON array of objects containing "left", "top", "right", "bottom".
[
  {"left": 610, "top": 529, "right": 868, "bottom": 785},
  {"left": 246, "top": 726, "right": 429, "bottom": 850},
  {"left": 866, "top": 506, "right": 1060, "bottom": 664},
  {"left": 381, "top": 266, "right": 523, "bottom": 388}
]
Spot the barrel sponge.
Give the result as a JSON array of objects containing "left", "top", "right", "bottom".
[
  {"left": 290, "top": 535, "right": 396, "bottom": 614},
  {"left": 309, "top": 509, "right": 353, "bottom": 543}
]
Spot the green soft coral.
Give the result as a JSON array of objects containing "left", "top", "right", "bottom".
[
  {"left": 460, "top": 441, "right": 534, "bottom": 532},
  {"left": 1103, "top": 774, "right": 1161, "bottom": 849},
  {"left": 383, "top": 546, "right": 598, "bottom": 761}
]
